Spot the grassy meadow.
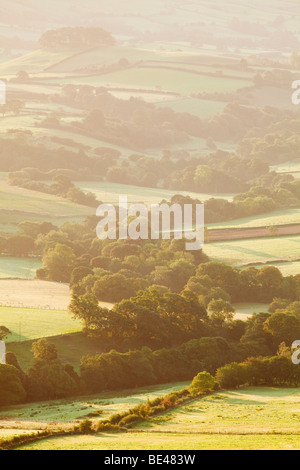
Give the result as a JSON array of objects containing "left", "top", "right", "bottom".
[
  {"left": 204, "top": 235, "right": 300, "bottom": 270},
  {"left": 0, "top": 381, "right": 189, "bottom": 426},
  {"left": 0, "top": 0, "right": 299, "bottom": 451},
  {"left": 14, "top": 387, "right": 300, "bottom": 450},
  {"left": 0, "top": 257, "right": 41, "bottom": 279},
  {"left": 0, "top": 306, "right": 82, "bottom": 343},
  {"left": 208, "top": 208, "right": 300, "bottom": 230}
]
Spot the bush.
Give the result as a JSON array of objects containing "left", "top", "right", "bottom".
[
  {"left": 78, "top": 420, "right": 93, "bottom": 434},
  {"left": 190, "top": 371, "right": 217, "bottom": 395},
  {"left": 96, "top": 422, "right": 120, "bottom": 433},
  {"left": 119, "top": 414, "right": 142, "bottom": 427}
]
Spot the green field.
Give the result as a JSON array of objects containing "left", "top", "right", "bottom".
[
  {"left": 156, "top": 98, "right": 225, "bottom": 118},
  {"left": 0, "top": 257, "right": 41, "bottom": 279},
  {"left": 0, "top": 306, "right": 82, "bottom": 342},
  {"left": 17, "top": 432, "right": 300, "bottom": 451},
  {"left": 77, "top": 181, "right": 236, "bottom": 206},
  {"left": 204, "top": 235, "right": 300, "bottom": 269},
  {"left": 0, "top": 179, "right": 93, "bottom": 217},
  {"left": 208, "top": 208, "right": 300, "bottom": 229},
  {"left": 15, "top": 387, "right": 300, "bottom": 450},
  {"left": 0, "top": 381, "right": 188, "bottom": 425},
  {"left": 59, "top": 67, "right": 252, "bottom": 96}
]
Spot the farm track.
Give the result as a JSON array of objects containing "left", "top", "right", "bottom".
[{"left": 208, "top": 223, "right": 300, "bottom": 242}]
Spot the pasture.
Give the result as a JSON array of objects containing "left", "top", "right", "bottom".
[
  {"left": 77, "top": 181, "right": 236, "bottom": 206},
  {"left": 208, "top": 208, "right": 300, "bottom": 229},
  {"left": 0, "top": 381, "right": 189, "bottom": 426},
  {"left": 203, "top": 235, "right": 300, "bottom": 269},
  {"left": 0, "top": 257, "right": 41, "bottom": 279},
  {"left": 0, "top": 178, "right": 93, "bottom": 217},
  {"left": 0, "top": 280, "right": 71, "bottom": 309},
  {"left": 15, "top": 387, "right": 300, "bottom": 450},
  {"left": 156, "top": 98, "right": 225, "bottom": 119},
  {"left": 59, "top": 67, "right": 252, "bottom": 96},
  {"left": 17, "top": 433, "right": 300, "bottom": 451},
  {"left": 0, "top": 306, "right": 82, "bottom": 343}
]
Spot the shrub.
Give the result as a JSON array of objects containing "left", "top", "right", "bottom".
[
  {"left": 119, "top": 414, "right": 142, "bottom": 427},
  {"left": 78, "top": 420, "right": 93, "bottom": 434}
]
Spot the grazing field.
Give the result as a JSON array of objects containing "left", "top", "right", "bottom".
[
  {"left": 207, "top": 208, "right": 300, "bottom": 230},
  {"left": 0, "top": 179, "right": 93, "bottom": 217},
  {"left": 204, "top": 235, "right": 300, "bottom": 268},
  {"left": 60, "top": 67, "right": 252, "bottom": 95},
  {"left": 7, "top": 331, "right": 110, "bottom": 372},
  {"left": 136, "top": 387, "right": 300, "bottom": 434},
  {"left": 0, "top": 257, "right": 41, "bottom": 279},
  {"left": 156, "top": 98, "right": 225, "bottom": 118},
  {"left": 16, "top": 388, "right": 300, "bottom": 450},
  {"left": 17, "top": 432, "right": 300, "bottom": 451},
  {"left": 0, "top": 280, "right": 71, "bottom": 309},
  {"left": 77, "top": 181, "right": 236, "bottom": 206},
  {"left": 0, "top": 381, "right": 188, "bottom": 427},
  {"left": 0, "top": 306, "right": 82, "bottom": 343}
]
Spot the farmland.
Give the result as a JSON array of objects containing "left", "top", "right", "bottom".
[
  {"left": 0, "top": 280, "right": 70, "bottom": 309},
  {"left": 0, "top": 306, "right": 82, "bottom": 342},
  {"left": 77, "top": 181, "right": 236, "bottom": 206},
  {"left": 208, "top": 208, "right": 300, "bottom": 230},
  {"left": 0, "top": 381, "right": 189, "bottom": 427},
  {"left": 15, "top": 387, "right": 300, "bottom": 450},
  {"left": 0, "top": 257, "right": 41, "bottom": 279},
  {"left": 203, "top": 235, "right": 300, "bottom": 270},
  {"left": 16, "top": 433, "right": 300, "bottom": 451},
  {"left": 56, "top": 67, "right": 252, "bottom": 96},
  {"left": 0, "top": 0, "right": 299, "bottom": 452}
]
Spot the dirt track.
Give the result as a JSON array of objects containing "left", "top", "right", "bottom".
[{"left": 208, "top": 223, "right": 300, "bottom": 242}]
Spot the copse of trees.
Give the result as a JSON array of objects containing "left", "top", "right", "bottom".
[
  {"left": 216, "top": 355, "right": 300, "bottom": 389},
  {"left": 70, "top": 288, "right": 208, "bottom": 348},
  {"left": 9, "top": 172, "right": 99, "bottom": 208},
  {"left": 0, "top": 364, "right": 26, "bottom": 406},
  {"left": 39, "top": 27, "right": 115, "bottom": 50},
  {"left": 80, "top": 336, "right": 266, "bottom": 394}
]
